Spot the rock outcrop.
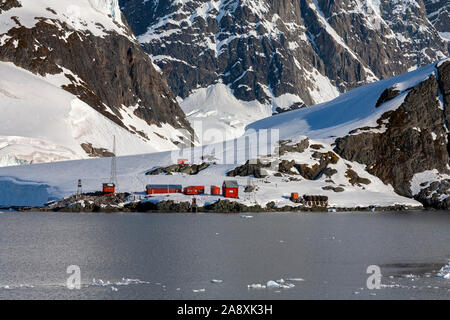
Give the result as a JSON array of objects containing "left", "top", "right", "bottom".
[
  {"left": 145, "top": 163, "right": 210, "bottom": 175},
  {"left": 120, "top": 0, "right": 447, "bottom": 108},
  {"left": 425, "top": 0, "right": 450, "bottom": 51},
  {"left": 334, "top": 61, "right": 450, "bottom": 208},
  {"left": 0, "top": 0, "right": 195, "bottom": 164}
]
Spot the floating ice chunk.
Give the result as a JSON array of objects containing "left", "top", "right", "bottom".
[
  {"left": 211, "top": 279, "right": 223, "bottom": 284},
  {"left": 286, "top": 278, "right": 305, "bottom": 282},
  {"left": 247, "top": 283, "right": 266, "bottom": 289},
  {"left": 193, "top": 288, "right": 206, "bottom": 293},
  {"left": 249, "top": 279, "right": 296, "bottom": 290},
  {"left": 437, "top": 262, "right": 450, "bottom": 279},
  {"left": 266, "top": 280, "right": 281, "bottom": 288},
  {"left": 91, "top": 277, "right": 150, "bottom": 287},
  {"left": 266, "top": 280, "right": 295, "bottom": 289}
]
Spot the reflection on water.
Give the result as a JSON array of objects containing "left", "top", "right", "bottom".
[{"left": 0, "top": 211, "right": 449, "bottom": 300}]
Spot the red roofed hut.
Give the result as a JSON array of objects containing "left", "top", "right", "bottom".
[
  {"left": 146, "top": 184, "right": 182, "bottom": 195},
  {"left": 222, "top": 180, "right": 239, "bottom": 198},
  {"left": 211, "top": 185, "right": 221, "bottom": 195},
  {"left": 184, "top": 186, "right": 205, "bottom": 195},
  {"left": 102, "top": 183, "right": 115, "bottom": 196}
]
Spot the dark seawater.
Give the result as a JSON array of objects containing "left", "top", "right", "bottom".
[{"left": 0, "top": 211, "right": 449, "bottom": 300}]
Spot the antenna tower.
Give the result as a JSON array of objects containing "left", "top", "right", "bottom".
[{"left": 110, "top": 136, "right": 117, "bottom": 186}]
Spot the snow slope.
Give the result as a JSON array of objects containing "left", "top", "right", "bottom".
[
  {"left": 246, "top": 62, "right": 440, "bottom": 142},
  {"left": 180, "top": 80, "right": 337, "bottom": 144},
  {"left": 1, "top": 59, "right": 444, "bottom": 209},
  {"left": 180, "top": 83, "right": 273, "bottom": 143},
  {"left": 0, "top": 0, "right": 130, "bottom": 39},
  {"left": 0, "top": 61, "right": 189, "bottom": 165},
  {"left": 0, "top": 135, "right": 420, "bottom": 208}
]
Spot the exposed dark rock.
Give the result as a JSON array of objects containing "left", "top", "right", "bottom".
[
  {"left": 293, "top": 150, "right": 340, "bottom": 180},
  {"left": 0, "top": 0, "right": 21, "bottom": 13},
  {"left": 146, "top": 163, "right": 210, "bottom": 175},
  {"left": 295, "top": 163, "right": 325, "bottom": 180},
  {"left": 322, "top": 167, "right": 338, "bottom": 178},
  {"left": 227, "top": 160, "right": 271, "bottom": 178},
  {"left": 310, "top": 144, "right": 324, "bottom": 150},
  {"left": 47, "top": 192, "right": 131, "bottom": 212},
  {"left": 244, "top": 185, "right": 256, "bottom": 193},
  {"left": 425, "top": 0, "right": 450, "bottom": 51},
  {"left": 278, "top": 160, "right": 296, "bottom": 175},
  {"left": 203, "top": 200, "right": 263, "bottom": 213},
  {"left": 376, "top": 87, "right": 400, "bottom": 107},
  {"left": 273, "top": 102, "right": 307, "bottom": 115},
  {"left": 0, "top": 10, "right": 194, "bottom": 144},
  {"left": 132, "top": 200, "right": 191, "bottom": 213},
  {"left": 311, "top": 151, "right": 339, "bottom": 164},
  {"left": 81, "top": 143, "right": 115, "bottom": 158},
  {"left": 322, "top": 186, "right": 345, "bottom": 193},
  {"left": 278, "top": 138, "right": 309, "bottom": 155},
  {"left": 120, "top": 0, "right": 447, "bottom": 107},
  {"left": 345, "top": 169, "right": 371, "bottom": 186},
  {"left": 335, "top": 63, "right": 450, "bottom": 207},
  {"left": 414, "top": 179, "right": 450, "bottom": 210}
]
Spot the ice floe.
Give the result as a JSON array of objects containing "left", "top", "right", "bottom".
[
  {"left": 211, "top": 279, "right": 223, "bottom": 284},
  {"left": 437, "top": 261, "right": 450, "bottom": 279},
  {"left": 248, "top": 279, "right": 297, "bottom": 290}
]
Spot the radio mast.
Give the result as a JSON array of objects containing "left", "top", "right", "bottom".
[{"left": 110, "top": 135, "right": 117, "bottom": 187}]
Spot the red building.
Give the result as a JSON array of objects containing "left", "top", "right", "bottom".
[
  {"left": 211, "top": 185, "right": 221, "bottom": 195},
  {"left": 146, "top": 184, "right": 182, "bottom": 195},
  {"left": 222, "top": 180, "right": 239, "bottom": 198},
  {"left": 184, "top": 186, "right": 205, "bottom": 195},
  {"left": 103, "top": 183, "right": 115, "bottom": 196}
]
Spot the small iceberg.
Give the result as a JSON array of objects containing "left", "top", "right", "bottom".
[
  {"left": 286, "top": 278, "right": 305, "bottom": 282},
  {"left": 247, "top": 283, "right": 266, "bottom": 289},
  {"left": 211, "top": 279, "right": 223, "bottom": 284},
  {"left": 248, "top": 279, "right": 296, "bottom": 290},
  {"left": 437, "top": 262, "right": 450, "bottom": 279}
]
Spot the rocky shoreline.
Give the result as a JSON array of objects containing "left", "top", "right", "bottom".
[{"left": 10, "top": 193, "right": 425, "bottom": 214}]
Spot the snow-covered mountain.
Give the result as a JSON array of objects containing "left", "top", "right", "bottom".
[
  {"left": 0, "top": 0, "right": 195, "bottom": 166},
  {"left": 0, "top": 60, "right": 448, "bottom": 209},
  {"left": 120, "top": 0, "right": 448, "bottom": 141},
  {"left": 425, "top": 0, "right": 450, "bottom": 44},
  {"left": 249, "top": 58, "right": 450, "bottom": 209}
]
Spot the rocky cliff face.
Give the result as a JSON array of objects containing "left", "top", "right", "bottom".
[
  {"left": 0, "top": 0, "right": 195, "bottom": 164},
  {"left": 334, "top": 60, "right": 450, "bottom": 209},
  {"left": 425, "top": 0, "right": 450, "bottom": 33},
  {"left": 425, "top": 0, "right": 450, "bottom": 52},
  {"left": 120, "top": 0, "right": 448, "bottom": 108}
]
